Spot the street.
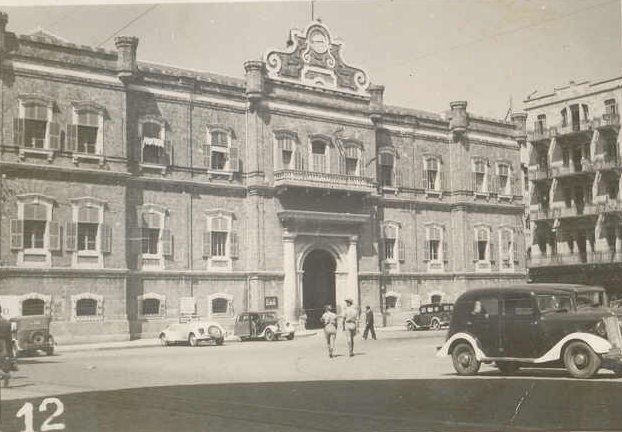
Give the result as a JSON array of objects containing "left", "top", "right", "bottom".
[{"left": 1, "top": 329, "right": 622, "bottom": 431}]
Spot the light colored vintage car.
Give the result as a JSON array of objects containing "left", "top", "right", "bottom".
[{"left": 159, "top": 320, "right": 226, "bottom": 347}]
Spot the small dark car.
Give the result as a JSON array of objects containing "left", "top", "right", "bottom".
[
  {"left": 11, "top": 316, "right": 54, "bottom": 356},
  {"left": 234, "top": 312, "right": 295, "bottom": 342},
  {"left": 437, "top": 284, "right": 622, "bottom": 378},
  {"left": 406, "top": 303, "right": 453, "bottom": 331}
]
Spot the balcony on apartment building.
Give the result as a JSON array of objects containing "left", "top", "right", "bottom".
[
  {"left": 531, "top": 203, "right": 598, "bottom": 221},
  {"left": 273, "top": 168, "right": 376, "bottom": 194},
  {"left": 529, "top": 250, "right": 622, "bottom": 267},
  {"left": 549, "top": 160, "right": 593, "bottom": 178}
]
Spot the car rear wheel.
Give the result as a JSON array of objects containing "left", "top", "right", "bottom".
[
  {"left": 188, "top": 333, "right": 198, "bottom": 347},
  {"left": 265, "top": 329, "right": 276, "bottom": 342},
  {"left": 451, "top": 342, "right": 481, "bottom": 376},
  {"left": 496, "top": 361, "right": 519, "bottom": 375},
  {"left": 563, "top": 341, "right": 601, "bottom": 379},
  {"left": 406, "top": 322, "right": 415, "bottom": 331},
  {"left": 430, "top": 319, "right": 441, "bottom": 331}
]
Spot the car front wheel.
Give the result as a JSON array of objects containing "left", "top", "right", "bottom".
[
  {"left": 563, "top": 341, "right": 601, "bottom": 379},
  {"left": 265, "top": 329, "right": 276, "bottom": 342},
  {"left": 451, "top": 342, "right": 481, "bottom": 376},
  {"left": 406, "top": 322, "right": 415, "bottom": 331},
  {"left": 430, "top": 319, "right": 441, "bottom": 331},
  {"left": 188, "top": 333, "right": 198, "bottom": 347}
]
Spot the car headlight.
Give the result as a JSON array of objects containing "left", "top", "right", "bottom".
[{"left": 594, "top": 320, "right": 607, "bottom": 338}]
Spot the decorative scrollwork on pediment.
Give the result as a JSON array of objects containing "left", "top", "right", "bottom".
[{"left": 264, "top": 22, "right": 370, "bottom": 95}]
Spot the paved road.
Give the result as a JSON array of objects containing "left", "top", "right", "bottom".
[{"left": 0, "top": 330, "right": 621, "bottom": 431}]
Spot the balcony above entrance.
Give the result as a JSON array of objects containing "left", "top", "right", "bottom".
[{"left": 274, "top": 169, "right": 376, "bottom": 194}]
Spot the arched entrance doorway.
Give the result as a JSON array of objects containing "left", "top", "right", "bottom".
[{"left": 302, "top": 249, "right": 336, "bottom": 329}]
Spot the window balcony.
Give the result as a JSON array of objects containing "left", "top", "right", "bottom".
[
  {"left": 529, "top": 251, "right": 622, "bottom": 267},
  {"left": 549, "top": 161, "right": 592, "bottom": 178},
  {"left": 528, "top": 164, "right": 550, "bottom": 180},
  {"left": 553, "top": 120, "right": 593, "bottom": 138},
  {"left": 273, "top": 169, "right": 375, "bottom": 194},
  {"left": 549, "top": 204, "right": 598, "bottom": 219},
  {"left": 528, "top": 127, "right": 551, "bottom": 142},
  {"left": 593, "top": 113, "right": 620, "bottom": 130}
]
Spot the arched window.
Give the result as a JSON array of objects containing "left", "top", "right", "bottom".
[
  {"left": 211, "top": 298, "right": 229, "bottom": 314},
  {"left": 535, "top": 114, "right": 547, "bottom": 135},
  {"left": 142, "top": 298, "right": 160, "bottom": 316},
  {"left": 76, "top": 298, "right": 98, "bottom": 316},
  {"left": 431, "top": 294, "right": 442, "bottom": 305},
  {"left": 22, "top": 298, "right": 45, "bottom": 316}
]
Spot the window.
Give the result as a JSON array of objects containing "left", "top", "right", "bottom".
[
  {"left": 471, "top": 297, "right": 499, "bottom": 316},
  {"left": 265, "top": 296, "right": 278, "bottom": 310},
  {"left": 431, "top": 294, "right": 442, "bottom": 305},
  {"left": 76, "top": 111, "right": 99, "bottom": 154},
  {"left": 473, "top": 160, "right": 486, "bottom": 193},
  {"left": 344, "top": 146, "right": 360, "bottom": 176},
  {"left": 605, "top": 99, "right": 618, "bottom": 117},
  {"left": 475, "top": 227, "right": 489, "bottom": 261},
  {"left": 426, "top": 226, "right": 441, "bottom": 262},
  {"left": 535, "top": 114, "right": 546, "bottom": 134},
  {"left": 23, "top": 203, "right": 47, "bottom": 249},
  {"left": 499, "top": 229, "right": 515, "bottom": 270},
  {"left": 10, "top": 196, "right": 59, "bottom": 267},
  {"left": 379, "top": 153, "right": 394, "bottom": 187},
  {"left": 385, "top": 295, "right": 398, "bottom": 309},
  {"left": 211, "top": 298, "right": 229, "bottom": 314},
  {"left": 536, "top": 294, "right": 572, "bottom": 313},
  {"left": 276, "top": 134, "right": 296, "bottom": 169},
  {"left": 76, "top": 206, "right": 100, "bottom": 252},
  {"left": 14, "top": 99, "right": 59, "bottom": 152},
  {"left": 76, "top": 298, "right": 97, "bottom": 316},
  {"left": 211, "top": 217, "right": 228, "bottom": 257},
  {"left": 22, "top": 298, "right": 45, "bottom": 316},
  {"left": 23, "top": 103, "right": 48, "bottom": 149},
  {"left": 498, "top": 164, "right": 510, "bottom": 195},
  {"left": 142, "top": 298, "right": 160, "bottom": 316},
  {"left": 504, "top": 296, "right": 534, "bottom": 316},
  {"left": 311, "top": 140, "right": 327, "bottom": 173},
  {"left": 204, "top": 212, "right": 238, "bottom": 268},
  {"left": 138, "top": 207, "right": 171, "bottom": 263},
  {"left": 561, "top": 108, "right": 568, "bottom": 127},
  {"left": 142, "top": 227, "right": 160, "bottom": 254},
  {"left": 141, "top": 121, "right": 170, "bottom": 165},
  {"left": 425, "top": 157, "right": 440, "bottom": 190},
  {"left": 383, "top": 224, "right": 397, "bottom": 261},
  {"left": 205, "top": 129, "right": 238, "bottom": 173}
]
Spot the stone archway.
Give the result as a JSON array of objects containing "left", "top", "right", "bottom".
[{"left": 302, "top": 249, "right": 337, "bottom": 329}]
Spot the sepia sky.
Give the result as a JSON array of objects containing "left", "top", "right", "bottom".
[{"left": 0, "top": 0, "right": 620, "bottom": 119}]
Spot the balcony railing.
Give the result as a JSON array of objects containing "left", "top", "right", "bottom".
[
  {"left": 273, "top": 169, "right": 375, "bottom": 193},
  {"left": 529, "top": 251, "right": 622, "bottom": 267},
  {"left": 530, "top": 209, "right": 551, "bottom": 221},
  {"left": 547, "top": 204, "right": 597, "bottom": 219},
  {"left": 549, "top": 163, "right": 589, "bottom": 177},
  {"left": 593, "top": 113, "right": 620, "bottom": 129},
  {"left": 529, "top": 164, "right": 550, "bottom": 180},
  {"left": 593, "top": 158, "right": 621, "bottom": 171},
  {"left": 528, "top": 128, "right": 551, "bottom": 142},
  {"left": 554, "top": 120, "right": 592, "bottom": 137}
]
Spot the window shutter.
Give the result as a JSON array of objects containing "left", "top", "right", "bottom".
[
  {"left": 162, "top": 229, "right": 173, "bottom": 257},
  {"left": 230, "top": 231, "right": 239, "bottom": 259},
  {"left": 360, "top": 153, "right": 367, "bottom": 177},
  {"left": 379, "top": 238, "right": 385, "bottom": 260},
  {"left": 203, "top": 145, "right": 211, "bottom": 169},
  {"left": 10, "top": 219, "right": 23, "bottom": 250},
  {"left": 423, "top": 240, "right": 430, "bottom": 262},
  {"left": 48, "top": 221, "right": 61, "bottom": 251},
  {"left": 165, "top": 139, "right": 173, "bottom": 166},
  {"left": 490, "top": 241, "right": 496, "bottom": 263},
  {"left": 398, "top": 239, "right": 405, "bottom": 263},
  {"left": 513, "top": 240, "right": 519, "bottom": 264},
  {"left": 48, "top": 122, "right": 60, "bottom": 150},
  {"left": 338, "top": 153, "right": 346, "bottom": 175},
  {"left": 439, "top": 171, "right": 446, "bottom": 191},
  {"left": 443, "top": 240, "right": 450, "bottom": 263},
  {"left": 13, "top": 118, "right": 25, "bottom": 146},
  {"left": 473, "top": 240, "right": 479, "bottom": 262},
  {"left": 294, "top": 151, "right": 306, "bottom": 171},
  {"left": 66, "top": 124, "right": 77, "bottom": 152},
  {"left": 422, "top": 170, "right": 429, "bottom": 189},
  {"left": 202, "top": 231, "right": 211, "bottom": 258},
  {"left": 65, "top": 222, "right": 77, "bottom": 251},
  {"left": 489, "top": 174, "right": 498, "bottom": 194},
  {"left": 395, "top": 166, "right": 402, "bottom": 188},
  {"left": 101, "top": 224, "right": 112, "bottom": 253},
  {"left": 229, "top": 146, "right": 240, "bottom": 172},
  {"left": 96, "top": 298, "right": 103, "bottom": 317}
]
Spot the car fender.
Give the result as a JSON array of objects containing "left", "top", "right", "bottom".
[
  {"left": 436, "top": 332, "right": 486, "bottom": 360},
  {"left": 260, "top": 324, "right": 279, "bottom": 336},
  {"left": 405, "top": 319, "right": 420, "bottom": 328},
  {"left": 534, "top": 332, "right": 612, "bottom": 363}
]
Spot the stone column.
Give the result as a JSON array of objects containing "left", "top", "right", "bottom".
[
  {"left": 346, "top": 235, "right": 360, "bottom": 307},
  {"left": 282, "top": 230, "right": 297, "bottom": 324}
]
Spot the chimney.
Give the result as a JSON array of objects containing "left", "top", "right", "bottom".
[
  {"left": 510, "top": 112, "right": 528, "bottom": 144},
  {"left": 114, "top": 36, "right": 139, "bottom": 80},
  {"left": 244, "top": 60, "right": 265, "bottom": 103},
  {"left": 0, "top": 12, "right": 8, "bottom": 54},
  {"left": 369, "top": 84, "right": 385, "bottom": 122},
  {"left": 449, "top": 101, "right": 468, "bottom": 138}
]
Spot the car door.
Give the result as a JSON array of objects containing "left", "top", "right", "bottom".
[
  {"left": 465, "top": 295, "right": 502, "bottom": 357},
  {"left": 234, "top": 315, "right": 250, "bottom": 337},
  {"left": 501, "top": 293, "right": 540, "bottom": 359}
]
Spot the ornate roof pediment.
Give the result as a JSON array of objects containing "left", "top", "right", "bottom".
[{"left": 264, "top": 21, "right": 370, "bottom": 96}]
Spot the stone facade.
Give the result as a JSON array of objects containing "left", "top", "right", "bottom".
[
  {"left": 525, "top": 76, "right": 622, "bottom": 294},
  {"left": 0, "top": 16, "right": 526, "bottom": 343}
]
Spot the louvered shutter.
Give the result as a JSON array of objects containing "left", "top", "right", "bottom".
[
  {"left": 10, "top": 219, "right": 23, "bottom": 250},
  {"left": 422, "top": 170, "right": 428, "bottom": 189},
  {"left": 294, "top": 151, "right": 307, "bottom": 171},
  {"left": 96, "top": 298, "right": 104, "bottom": 317},
  {"left": 360, "top": 153, "right": 367, "bottom": 177},
  {"left": 489, "top": 174, "right": 498, "bottom": 194},
  {"left": 338, "top": 153, "right": 346, "bottom": 175},
  {"left": 395, "top": 166, "right": 402, "bottom": 188},
  {"left": 379, "top": 239, "right": 385, "bottom": 260},
  {"left": 513, "top": 240, "right": 519, "bottom": 264},
  {"left": 13, "top": 118, "right": 25, "bottom": 146},
  {"left": 473, "top": 240, "right": 479, "bottom": 262},
  {"left": 443, "top": 240, "right": 449, "bottom": 263},
  {"left": 101, "top": 224, "right": 112, "bottom": 253},
  {"left": 66, "top": 124, "right": 78, "bottom": 152},
  {"left": 424, "top": 240, "right": 430, "bottom": 262},
  {"left": 471, "top": 172, "right": 477, "bottom": 192},
  {"left": 203, "top": 145, "right": 211, "bottom": 169},
  {"left": 490, "top": 241, "right": 496, "bottom": 263},
  {"left": 48, "top": 221, "right": 61, "bottom": 251},
  {"left": 202, "top": 231, "right": 211, "bottom": 258},
  {"left": 48, "top": 122, "right": 60, "bottom": 150},
  {"left": 65, "top": 222, "right": 77, "bottom": 251},
  {"left": 229, "top": 146, "right": 240, "bottom": 172},
  {"left": 162, "top": 229, "right": 173, "bottom": 257},
  {"left": 398, "top": 239, "right": 405, "bottom": 263},
  {"left": 230, "top": 231, "right": 239, "bottom": 259},
  {"left": 165, "top": 139, "right": 172, "bottom": 166}
]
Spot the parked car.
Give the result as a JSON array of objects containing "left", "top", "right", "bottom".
[
  {"left": 11, "top": 316, "right": 54, "bottom": 356},
  {"left": 234, "top": 312, "right": 295, "bottom": 341},
  {"left": 159, "top": 320, "right": 226, "bottom": 347},
  {"left": 437, "top": 284, "right": 622, "bottom": 379},
  {"left": 406, "top": 303, "right": 453, "bottom": 331}
]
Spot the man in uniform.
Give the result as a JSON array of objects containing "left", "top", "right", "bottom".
[
  {"left": 362, "top": 305, "right": 376, "bottom": 340},
  {"left": 342, "top": 298, "right": 358, "bottom": 357}
]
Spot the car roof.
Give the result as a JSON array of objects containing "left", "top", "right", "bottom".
[{"left": 457, "top": 284, "right": 580, "bottom": 300}]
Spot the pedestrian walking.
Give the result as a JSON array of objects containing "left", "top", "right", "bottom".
[
  {"left": 320, "top": 305, "right": 338, "bottom": 358},
  {"left": 342, "top": 298, "right": 358, "bottom": 357},
  {"left": 362, "top": 305, "right": 376, "bottom": 340},
  {"left": 0, "top": 306, "right": 16, "bottom": 387}
]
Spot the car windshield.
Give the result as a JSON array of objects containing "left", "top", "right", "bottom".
[
  {"left": 536, "top": 294, "right": 572, "bottom": 313},
  {"left": 576, "top": 291, "right": 606, "bottom": 309},
  {"left": 260, "top": 313, "right": 277, "bottom": 320}
]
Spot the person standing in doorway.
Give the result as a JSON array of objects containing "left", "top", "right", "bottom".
[
  {"left": 320, "top": 305, "right": 338, "bottom": 358},
  {"left": 362, "top": 305, "right": 376, "bottom": 340},
  {"left": 342, "top": 298, "right": 358, "bottom": 357}
]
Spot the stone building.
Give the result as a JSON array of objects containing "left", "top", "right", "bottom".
[
  {"left": 0, "top": 14, "right": 526, "bottom": 343},
  {"left": 526, "top": 76, "right": 622, "bottom": 295}
]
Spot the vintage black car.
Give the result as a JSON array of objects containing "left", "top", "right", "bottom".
[
  {"left": 406, "top": 303, "right": 453, "bottom": 331},
  {"left": 437, "top": 284, "right": 622, "bottom": 378},
  {"left": 11, "top": 316, "right": 54, "bottom": 356},
  {"left": 234, "top": 312, "right": 295, "bottom": 341}
]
